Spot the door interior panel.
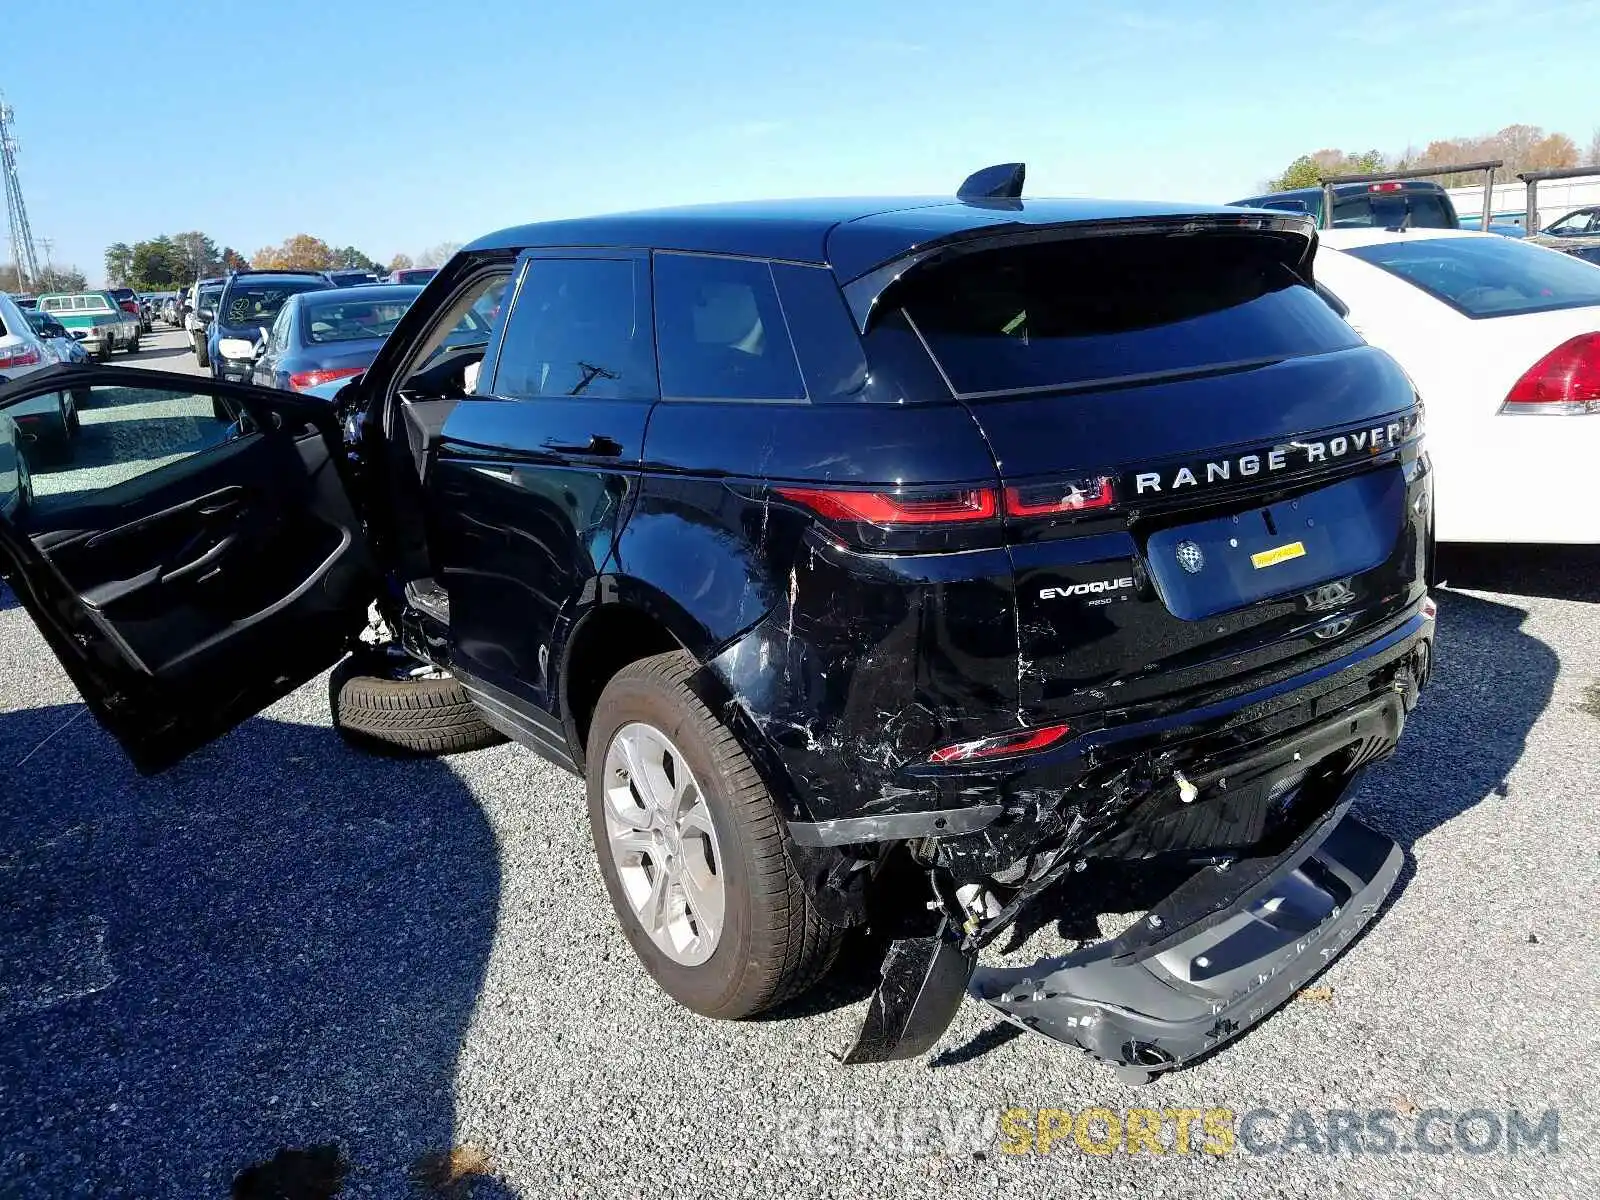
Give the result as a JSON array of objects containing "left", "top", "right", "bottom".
[
  {"left": 34, "top": 429, "right": 362, "bottom": 678},
  {"left": 0, "top": 369, "right": 377, "bottom": 773}
]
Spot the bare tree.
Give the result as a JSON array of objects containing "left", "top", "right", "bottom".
[{"left": 415, "top": 242, "right": 463, "bottom": 268}]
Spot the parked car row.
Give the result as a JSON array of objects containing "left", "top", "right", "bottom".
[{"left": 177, "top": 268, "right": 443, "bottom": 378}]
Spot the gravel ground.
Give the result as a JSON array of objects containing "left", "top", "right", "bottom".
[{"left": 2, "top": 332, "right": 1596, "bottom": 1197}]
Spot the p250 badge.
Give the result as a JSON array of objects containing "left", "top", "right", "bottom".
[{"left": 1040, "top": 576, "right": 1135, "bottom": 602}]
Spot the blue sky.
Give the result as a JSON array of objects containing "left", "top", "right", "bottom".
[{"left": 8, "top": 0, "right": 1599, "bottom": 283}]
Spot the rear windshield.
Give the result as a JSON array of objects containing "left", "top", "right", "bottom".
[
  {"left": 393, "top": 268, "right": 437, "bottom": 285},
  {"left": 41, "top": 295, "right": 112, "bottom": 312},
  {"left": 1331, "top": 189, "right": 1454, "bottom": 230},
  {"left": 1342, "top": 236, "right": 1600, "bottom": 318},
  {"left": 304, "top": 294, "right": 417, "bottom": 343},
  {"left": 220, "top": 280, "right": 328, "bottom": 326},
  {"left": 902, "top": 233, "right": 1361, "bottom": 396}
]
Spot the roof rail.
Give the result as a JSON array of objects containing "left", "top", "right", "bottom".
[
  {"left": 1517, "top": 165, "right": 1600, "bottom": 232},
  {"left": 958, "top": 163, "right": 1026, "bottom": 202},
  {"left": 1317, "top": 159, "right": 1503, "bottom": 230}
]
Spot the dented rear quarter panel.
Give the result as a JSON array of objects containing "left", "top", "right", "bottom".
[{"left": 628, "top": 396, "right": 1020, "bottom": 822}]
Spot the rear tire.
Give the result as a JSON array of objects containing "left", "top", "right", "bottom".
[
  {"left": 586, "top": 650, "right": 841, "bottom": 1018},
  {"left": 329, "top": 655, "right": 505, "bottom": 756}
]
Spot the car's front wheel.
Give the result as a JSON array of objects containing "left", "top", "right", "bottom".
[
  {"left": 193, "top": 336, "right": 209, "bottom": 368},
  {"left": 586, "top": 651, "right": 840, "bottom": 1018}
]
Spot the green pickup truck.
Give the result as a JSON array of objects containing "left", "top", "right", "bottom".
[{"left": 34, "top": 291, "right": 141, "bottom": 360}]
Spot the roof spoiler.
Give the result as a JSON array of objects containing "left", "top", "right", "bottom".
[
  {"left": 841, "top": 211, "right": 1316, "bottom": 334},
  {"left": 957, "top": 162, "right": 1025, "bottom": 202}
]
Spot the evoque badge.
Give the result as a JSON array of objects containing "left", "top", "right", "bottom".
[{"left": 1175, "top": 540, "right": 1205, "bottom": 574}]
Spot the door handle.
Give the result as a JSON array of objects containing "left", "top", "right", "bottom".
[
  {"left": 161, "top": 532, "right": 240, "bottom": 584},
  {"left": 543, "top": 434, "right": 624, "bottom": 457}
]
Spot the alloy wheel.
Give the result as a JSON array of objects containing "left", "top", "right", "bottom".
[{"left": 601, "top": 721, "right": 725, "bottom": 967}]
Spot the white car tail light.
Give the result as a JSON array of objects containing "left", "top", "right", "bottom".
[
  {"left": 1500, "top": 332, "right": 1600, "bottom": 415},
  {"left": 0, "top": 346, "right": 40, "bottom": 370}
]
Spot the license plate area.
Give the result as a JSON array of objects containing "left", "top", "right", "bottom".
[{"left": 1144, "top": 468, "right": 1405, "bottom": 621}]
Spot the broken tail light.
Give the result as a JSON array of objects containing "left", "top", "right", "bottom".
[
  {"left": 1501, "top": 332, "right": 1600, "bottom": 415},
  {"left": 1004, "top": 476, "right": 1115, "bottom": 517},
  {"left": 929, "top": 723, "right": 1071, "bottom": 764}
]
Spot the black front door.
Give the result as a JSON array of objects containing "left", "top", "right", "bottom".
[
  {"left": 427, "top": 250, "right": 656, "bottom": 719},
  {"left": 0, "top": 364, "right": 376, "bottom": 773}
]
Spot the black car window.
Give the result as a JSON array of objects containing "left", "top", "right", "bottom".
[
  {"left": 654, "top": 254, "right": 805, "bottom": 401},
  {"left": 492, "top": 258, "right": 655, "bottom": 400},
  {"left": 1331, "top": 191, "right": 1453, "bottom": 230},
  {"left": 902, "top": 232, "right": 1362, "bottom": 397}
]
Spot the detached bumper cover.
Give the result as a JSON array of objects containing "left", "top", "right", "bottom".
[{"left": 970, "top": 811, "right": 1402, "bottom": 1077}]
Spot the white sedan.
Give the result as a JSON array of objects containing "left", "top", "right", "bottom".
[
  {"left": 0, "top": 292, "right": 79, "bottom": 460},
  {"left": 1314, "top": 228, "right": 1600, "bottom": 544}
]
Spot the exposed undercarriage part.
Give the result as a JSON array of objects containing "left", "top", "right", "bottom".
[{"left": 838, "top": 679, "right": 1419, "bottom": 1079}]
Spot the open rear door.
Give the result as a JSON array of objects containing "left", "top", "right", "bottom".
[{"left": 0, "top": 364, "right": 376, "bottom": 773}]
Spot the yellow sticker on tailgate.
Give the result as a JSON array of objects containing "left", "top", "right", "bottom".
[{"left": 1251, "top": 541, "right": 1306, "bottom": 569}]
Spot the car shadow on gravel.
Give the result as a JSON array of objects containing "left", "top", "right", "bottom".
[
  {"left": 0, "top": 705, "right": 513, "bottom": 1197},
  {"left": 931, "top": 581, "right": 1560, "bottom": 1069}
]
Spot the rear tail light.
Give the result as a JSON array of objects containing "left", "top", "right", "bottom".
[
  {"left": 1369, "top": 182, "right": 1405, "bottom": 192},
  {"left": 288, "top": 366, "right": 364, "bottom": 392},
  {"left": 776, "top": 486, "right": 998, "bottom": 526},
  {"left": 1501, "top": 332, "right": 1600, "bottom": 415},
  {"left": 118, "top": 300, "right": 138, "bottom": 314},
  {"left": 0, "top": 346, "right": 41, "bottom": 370},
  {"left": 930, "top": 723, "right": 1071, "bottom": 764},
  {"left": 1004, "top": 476, "right": 1115, "bottom": 516},
  {"left": 776, "top": 476, "right": 1120, "bottom": 529}
]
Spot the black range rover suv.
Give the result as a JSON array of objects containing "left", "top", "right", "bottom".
[{"left": 0, "top": 165, "right": 1435, "bottom": 1080}]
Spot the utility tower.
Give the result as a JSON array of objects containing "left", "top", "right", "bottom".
[{"left": 0, "top": 99, "right": 41, "bottom": 289}]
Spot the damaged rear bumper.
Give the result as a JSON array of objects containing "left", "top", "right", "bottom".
[
  {"left": 970, "top": 809, "right": 1402, "bottom": 1080},
  {"left": 840, "top": 803, "right": 1402, "bottom": 1076}
]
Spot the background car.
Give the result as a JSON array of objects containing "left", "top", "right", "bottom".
[
  {"left": 252, "top": 283, "right": 495, "bottom": 393},
  {"left": 38, "top": 290, "right": 137, "bottom": 358},
  {"left": 22, "top": 308, "right": 91, "bottom": 364},
  {"left": 0, "top": 292, "right": 80, "bottom": 458},
  {"left": 207, "top": 270, "right": 334, "bottom": 383},
  {"left": 323, "top": 268, "right": 380, "bottom": 288},
  {"left": 12, "top": 295, "right": 36, "bottom": 310},
  {"left": 1232, "top": 178, "right": 1459, "bottom": 228},
  {"left": 109, "top": 286, "right": 150, "bottom": 336},
  {"left": 1315, "top": 228, "right": 1600, "bottom": 543},
  {"left": 385, "top": 266, "right": 437, "bottom": 285},
  {"left": 1541, "top": 206, "right": 1600, "bottom": 238},
  {"left": 186, "top": 277, "right": 226, "bottom": 367}
]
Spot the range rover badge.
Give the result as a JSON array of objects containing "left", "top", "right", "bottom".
[{"left": 1175, "top": 540, "right": 1205, "bottom": 574}]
